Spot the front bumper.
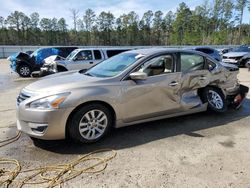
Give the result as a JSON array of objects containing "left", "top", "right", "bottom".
[
  {"left": 227, "top": 84, "right": 249, "bottom": 109},
  {"left": 17, "top": 104, "right": 74, "bottom": 140},
  {"left": 9, "top": 60, "right": 17, "bottom": 72},
  {"left": 222, "top": 58, "right": 240, "bottom": 65}
]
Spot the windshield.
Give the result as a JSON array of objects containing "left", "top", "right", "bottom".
[
  {"left": 66, "top": 50, "right": 78, "bottom": 60},
  {"left": 232, "top": 46, "right": 250, "bottom": 52},
  {"left": 86, "top": 53, "right": 140, "bottom": 77},
  {"left": 30, "top": 49, "right": 40, "bottom": 57}
]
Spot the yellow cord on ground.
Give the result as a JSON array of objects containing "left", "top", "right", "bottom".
[
  {"left": 0, "top": 149, "right": 116, "bottom": 188},
  {"left": 0, "top": 127, "right": 117, "bottom": 187},
  {"left": 0, "top": 130, "right": 21, "bottom": 147}
]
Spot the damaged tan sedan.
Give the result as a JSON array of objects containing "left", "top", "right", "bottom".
[{"left": 16, "top": 48, "right": 249, "bottom": 143}]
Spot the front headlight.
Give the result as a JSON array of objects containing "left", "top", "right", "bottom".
[{"left": 28, "top": 93, "right": 70, "bottom": 110}]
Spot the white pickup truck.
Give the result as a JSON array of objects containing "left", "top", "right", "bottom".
[{"left": 39, "top": 48, "right": 131, "bottom": 76}]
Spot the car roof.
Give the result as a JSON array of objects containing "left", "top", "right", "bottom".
[
  {"left": 123, "top": 48, "right": 179, "bottom": 55},
  {"left": 122, "top": 47, "right": 208, "bottom": 56},
  {"left": 75, "top": 47, "right": 132, "bottom": 51}
]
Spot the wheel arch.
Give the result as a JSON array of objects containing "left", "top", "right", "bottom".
[
  {"left": 57, "top": 65, "right": 68, "bottom": 71},
  {"left": 197, "top": 85, "right": 225, "bottom": 103},
  {"left": 65, "top": 100, "right": 117, "bottom": 138},
  {"left": 241, "top": 57, "right": 250, "bottom": 67},
  {"left": 16, "top": 60, "right": 31, "bottom": 69}
]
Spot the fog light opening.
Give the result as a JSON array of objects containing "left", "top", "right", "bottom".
[{"left": 28, "top": 123, "right": 48, "bottom": 134}]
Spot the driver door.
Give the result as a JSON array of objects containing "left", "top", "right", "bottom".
[{"left": 120, "top": 54, "right": 183, "bottom": 123}]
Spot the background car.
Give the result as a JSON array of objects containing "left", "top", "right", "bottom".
[
  {"left": 8, "top": 46, "right": 77, "bottom": 77},
  {"left": 217, "top": 47, "right": 233, "bottom": 56},
  {"left": 16, "top": 48, "right": 248, "bottom": 144},
  {"left": 190, "top": 46, "right": 222, "bottom": 61},
  {"left": 222, "top": 45, "right": 250, "bottom": 67},
  {"left": 38, "top": 48, "right": 131, "bottom": 77}
]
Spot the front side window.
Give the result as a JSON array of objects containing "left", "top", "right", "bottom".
[
  {"left": 180, "top": 53, "right": 205, "bottom": 72},
  {"left": 86, "top": 53, "right": 140, "bottom": 77},
  {"left": 134, "top": 55, "right": 173, "bottom": 76},
  {"left": 75, "top": 50, "right": 93, "bottom": 60}
]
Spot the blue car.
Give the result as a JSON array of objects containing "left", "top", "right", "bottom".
[
  {"left": 8, "top": 47, "right": 77, "bottom": 77},
  {"left": 190, "top": 46, "right": 222, "bottom": 62}
]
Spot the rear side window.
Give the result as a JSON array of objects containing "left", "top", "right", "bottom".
[
  {"left": 180, "top": 53, "right": 205, "bottom": 72},
  {"left": 94, "top": 50, "right": 102, "bottom": 60},
  {"left": 106, "top": 50, "right": 128, "bottom": 58},
  {"left": 207, "top": 59, "right": 216, "bottom": 71}
]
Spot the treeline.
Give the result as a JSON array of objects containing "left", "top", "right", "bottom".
[{"left": 0, "top": 0, "right": 250, "bottom": 46}]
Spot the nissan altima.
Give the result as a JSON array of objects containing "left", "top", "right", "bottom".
[{"left": 16, "top": 48, "right": 249, "bottom": 144}]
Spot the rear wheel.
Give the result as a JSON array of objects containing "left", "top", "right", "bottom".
[
  {"left": 68, "top": 104, "right": 113, "bottom": 143},
  {"left": 17, "top": 64, "right": 31, "bottom": 77},
  {"left": 202, "top": 87, "right": 227, "bottom": 112}
]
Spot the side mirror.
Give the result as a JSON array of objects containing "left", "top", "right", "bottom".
[{"left": 129, "top": 71, "right": 147, "bottom": 80}]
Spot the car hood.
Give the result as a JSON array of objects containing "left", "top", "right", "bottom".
[
  {"left": 7, "top": 52, "right": 30, "bottom": 62},
  {"left": 24, "top": 71, "right": 104, "bottom": 94},
  {"left": 44, "top": 55, "right": 65, "bottom": 65},
  {"left": 223, "top": 52, "right": 248, "bottom": 57}
]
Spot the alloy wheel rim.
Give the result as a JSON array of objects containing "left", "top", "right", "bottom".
[
  {"left": 79, "top": 109, "right": 108, "bottom": 140},
  {"left": 20, "top": 67, "right": 30, "bottom": 76},
  {"left": 208, "top": 90, "right": 223, "bottom": 109}
]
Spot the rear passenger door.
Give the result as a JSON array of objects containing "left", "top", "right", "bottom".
[{"left": 179, "top": 52, "right": 211, "bottom": 92}]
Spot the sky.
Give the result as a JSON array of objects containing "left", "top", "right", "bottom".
[{"left": 0, "top": 0, "right": 249, "bottom": 28}]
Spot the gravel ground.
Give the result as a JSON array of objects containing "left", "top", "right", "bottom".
[{"left": 0, "top": 59, "right": 250, "bottom": 188}]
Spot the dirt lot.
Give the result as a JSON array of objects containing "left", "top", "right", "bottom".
[{"left": 0, "top": 59, "right": 250, "bottom": 188}]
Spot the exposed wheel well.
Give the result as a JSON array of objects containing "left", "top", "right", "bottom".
[
  {"left": 241, "top": 58, "right": 250, "bottom": 67},
  {"left": 17, "top": 62, "right": 31, "bottom": 69},
  {"left": 57, "top": 65, "right": 68, "bottom": 72},
  {"left": 65, "top": 101, "right": 116, "bottom": 138}
]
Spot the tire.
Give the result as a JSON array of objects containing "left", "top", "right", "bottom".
[
  {"left": 244, "top": 59, "right": 250, "bottom": 68},
  {"left": 17, "top": 64, "right": 31, "bottom": 77},
  {"left": 202, "top": 87, "right": 227, "bottom": 113},
  {"left": 68, "top": 104, "right": 113, "bottom": 143}
]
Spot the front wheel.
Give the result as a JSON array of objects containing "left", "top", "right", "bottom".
[
  {"left": 202, "top": 87, "right": 227, "bottom": 113},
  {"left": 244, "top": 59, "right": 250, "bottom": 68},
  {"left": 17, "top": 64, "right": 31, "bottom": 77},
  {"left": 68, "top": 104, "right": 113, "bottom": 143}
]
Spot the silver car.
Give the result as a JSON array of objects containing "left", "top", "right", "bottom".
[{"left": 16, "top": 48, "right": 249, "bottom": 144}]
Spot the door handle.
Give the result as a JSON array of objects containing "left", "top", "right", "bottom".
[
  {"left": 89, "top": 62, "right": 94, "bottom": 64},
  {"left": 169, "top": 81, "right": 179, "bottom": 86}
]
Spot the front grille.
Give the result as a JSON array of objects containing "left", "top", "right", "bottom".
[
  {"left": 17, "top": 92, "right": 30, "bottom": 105},
  {"left": 234, "top": 56, "right": 243, "bottom": 60}
]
